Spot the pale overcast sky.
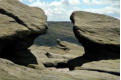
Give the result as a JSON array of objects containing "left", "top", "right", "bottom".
[{"left": 19, "top": 0, "right": 120, "bottom": 21}]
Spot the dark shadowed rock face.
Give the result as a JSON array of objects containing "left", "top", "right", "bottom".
[
  {"left": 70, "top": 11, "right": 120, "bottom": 60},
  {"left": 0, "top": 0, "right": 47, "bottom": 66}
]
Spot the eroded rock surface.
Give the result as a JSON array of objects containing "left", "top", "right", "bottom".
[
  {"left": 0, "top": 58, "right": 119, "bottom": 80},
  {"left": 29, "top": 40, "right": 84, "bottom": 68},
  {"left": 0, "top": 58, "right": 77, "bottom": 80},
  {"left": 0, "top": 1, "right": 120, "bottom": 79},
  {"left": 67, "top": 11, "right": 120, "bottom": 79},
  {"left": 0, "top": 0, "right": 47, "bottom": 66},
  {"left": 70, "top": 11, "right": 120, "bottom": 59},
  {"left": 82, "top": 59, "right": 120, "bottom": 75}
]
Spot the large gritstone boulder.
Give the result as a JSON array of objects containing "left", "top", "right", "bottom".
[
  {"left": 0, "top": 0, "right": 47, "bottom": 66},
  {"left": 70, "top": 11, "right": 120, "bottom": 60}
]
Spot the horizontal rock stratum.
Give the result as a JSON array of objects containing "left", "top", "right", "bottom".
[
  {"left": 0, "top": 0, "right": 47, "bottom": 66},
  {"left": 70, "top": 11, "right": 120, "bottom": 59}
]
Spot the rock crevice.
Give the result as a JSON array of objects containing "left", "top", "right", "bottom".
[{"left": 0, "top": 8, "right": 28, "bottom": 28}]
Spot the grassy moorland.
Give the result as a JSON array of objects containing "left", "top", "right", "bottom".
[{"left": 34, "top": 21, "right": 80, "bottom": 46}]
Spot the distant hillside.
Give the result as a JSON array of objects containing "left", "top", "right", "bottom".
[{"left": 34, "top": 21, "right": 80, "bottom": 46}]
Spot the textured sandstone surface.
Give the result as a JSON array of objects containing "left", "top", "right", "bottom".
[
  {"left": 0, "top": 0, "right": 47, "bottom": 66},
  {"left": 0, "top": 0, "right": 47, "bottom": 38},
  {"left": 70, "top": 11, "right": 120, "bottom": 59},
  {"left": 0, "top": 1, "right": 120, "bottom": 79},
  {"left": 0, "top": 58, "right": 119, "bottom": 80},
  {"left": 82, "top": 59, "right": 120, "bottom": 73},
  {"left": 71, "top": 11, "right": 120, "bottom": 45}
]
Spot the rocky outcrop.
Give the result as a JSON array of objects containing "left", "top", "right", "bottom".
[
  {"left": 63, "top": 11, "right": 120, "bottom": 80},
  {"left": 81, "top": 59, "right": 120, "bottom": 75},
  {"left": 0, "top": 0, "right": 47, "bottom": 66},
  {"left": 0, "top": 58, "right": 119, "bottom": 80},
  {"left": 0, "top": 1, "right": 120, "bottom": 79},
  {"left": 70, "top": 11, "right": 120, "bottom": 59},
  {"left": 29, "top": 40, "right": 84, "bottom": 68},
  {"left": 0, "top": 58, "right": 76, "bottom": 80}
]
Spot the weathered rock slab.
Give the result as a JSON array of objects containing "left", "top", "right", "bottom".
[
  {"left": 71, "top": 11, "right": 120, "bottom": 59},
  {"left": 0, "top": 58, "right": 119, "bottom": 80},
  {"left": 0, "top": 0, "right": 47, "bottom": 66},
  {"left": 82, "top": 59, "right": 120, "bottom": 74}
]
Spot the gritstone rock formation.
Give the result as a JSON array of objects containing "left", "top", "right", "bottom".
[
  {"left": 70, "top": 11, "right": 120, "bottom": 59},
  {"left": 0, "top": 1, "right": 120, "bottom": 79},
  {"left": 0, "top": 0, "right": 47, "bottom": 66}
]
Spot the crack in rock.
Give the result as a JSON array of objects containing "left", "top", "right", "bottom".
[{"left": 0, "top": 8, "right": 33, "bottom": 31}]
